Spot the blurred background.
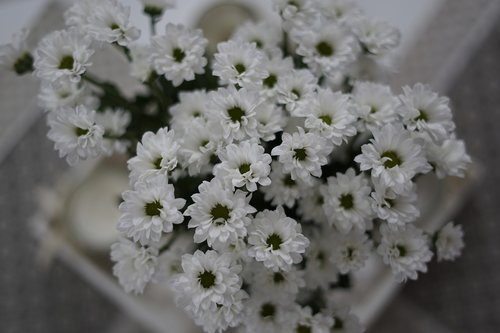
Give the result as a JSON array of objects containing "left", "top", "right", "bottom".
[{"left": 1, "top": 0, "right": 499, "bottom": 332}]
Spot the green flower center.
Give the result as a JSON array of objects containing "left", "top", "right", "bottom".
[
  {"left": 110, "top": 22, "right": 120, "bottom": 30},
  {"left": 263, "top": 74, "right": 277, "bottom": 88},
  {"left": 260, "top": 302, "right": 276, "bottom": 318},
  {"left": 316, "top": 41, "right": 334, "bottom": 57},
  {"left": 296, "top": 324, "right": 312, "bottom": 333},
  {"left": 381, "top": 150, "right": 402, "bottom": 169},
  {"left": 173, "top": 48, "right": 186, "bottom": 63},
  {"left": 153, "top": 157, "right": 162, "bottom": 169},
  {"left": 333, "top": 317, "right": 344, "bottom": 329},
  {"left": 234, "top": 63, "right": 246, "bottom": 74},
  {"left": 294, "top": 148, "right": 307, "bottom": 161},
  {"left": 396, "top": 244, "right": 407, "bottom": 257},
  {"left": 252, "top": 39, "right": 263, "bottom": 48},
  {"left": 75, "top": 127, "right": 88, "bottom": 137},
  {"left": 415, "top": 109, "right": 429, "bottom": 122},
  {"left": 239, "top": 163, "right": 251, "bottom": 174},
  {"left": 291, "top": 88, "right": 301, "bottom": 99},
  {"left": 266, "top": 233, "right": 283, "bottom": 250},
  {"left": 198, "top": 270, "right": 216, "bottom": 289},
  {"left": 227, "top": 106, "right": 245, "bottom": 122},
  {"left": 13, "top": 52, "right": 33, "bottom": 75},
  {"left": 143, "top": 5, "right": 163, "bottom": 17},
  {"left": 283, "top": 174, "right": 296, "bottom": 187},
  {"left": 273, "top": 272, "right": 285, "bottom": 284},
  {"left": 319, "top": 114, "right": 332, "bottom": 125},
  {"left": 210, "top": 203, "right": 231, "bottom": 223},
  {"left": 59, "top": 55, "right": 74, "bottom": 70},
  {"left": 144, "top": 200, "right": 163, "bottom": 217},
  {"left": 340, "top": 193, "right": 354, "bottom": 210}
]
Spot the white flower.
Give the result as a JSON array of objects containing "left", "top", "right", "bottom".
[
  {"left": 330, "top": 230, "right": 372, "bottom": 274},
  {"left": 111, "top": 237, "right": 159, "bottom": 294},
  {"left": 38, "top": 79, "right": 97, "bottom": 111},
  {"left": 290, "top": 305, "right": 334, "bottom": 333},
  {"left": 129, "top": 44, "right": 153, "bottom": 82},
  {"left": 206, "top": 86, "right": 260, "bottom": 142},
  {"left": 321, "top": 168, "right": 373, "bottom": 233},
  {"left": 214, "top": 140, "right": 272, "bottom": 192},
  {"left": 435, "top": 222, "right": 464, "bottom": 262},
  {"left": 170, "top": 90, "right": 210, "bottom": 133},
  {"left": 426, "top": 138, "right": 471, "bottom": 179},
  {"left": 276, "top": 69, "right": 317, "bottom": 115},
  {"left": 34, "top": 28, "right": 94, "bottom": 83},
  {"left": 370, "top": 180, "right": 420, "bottom": 228},
  {"left": 262, "top": 161, "right": 304, "bottom": 208},
  {"left": 272, "top": 127, "right": 333, "bottom": 184},
  {"left": 248, "top": 207, "right": 309, "bottom": 272},
  {"left": 295, "top": 22, "right": 358, "bottom": 77},
  {"left": 377, "top": 224, "right": 433, "bottom": 282},
  {"left": 117, "top": 174, "right": 185, "bottom": 245},
  {"left": 46, "top": 105, "right": 104, "bottom": 166},
  {"left": 212, "top": 40, "right": 268, "bottom": 88},
  {"left": 316, "top": 0, "right": 361, "bottom": 24},
  {"left": 151, "top": 24, "right": 208, "bottom": 87},
  {"left": 250, "top": 264, "right": 305, "bottom": 301},
  {"left": 255, "top": 103, "right": 287, "bottom": 141},
  {"left": 185, "top": 178, "right": 256, "bottom": 248},
  {"left": 0, "top": 28, "right": 32, "bottom": 74},
  {"left": 194, "top": 290, "right": 247, "bottom": 333},
  {"left": 242, "top": 294, "right": 294, "bottom": 333},
  {"left": 128, "top": 127, "right": 180, "bottom": 184},
  {"left": 352, "top": 81, "right": 399, "bottom": 131},
  {"left": 295, "top": 88, "right": 357, "bottom": 145},
  {"left": 304, "top": 230, "right": 339, "bottom": 290},
  {"left": 273, "top": 0, "right": 319, "bottom": 33},
  {"left": 326, "top": 300, "right": 364, "bottom": 333},
  {"left": 95, "top": 108, "right": 131, "bottom": 155},
  {"left": 232, "top": 21, "right": 282, "bottom": 54},
  {"left": 253, "top": 52, "right": 294, "bottom": 101},
  {"left": 297, "top": 180, "right": 328, "bottom": 224},
  {"left": 352, "top": 16, "right": 401, "bottom": 56},
  {"left": 355, "top": 123, "right": 431, "bottom": 193},
  {"left": 66, "top": 0, "right": 139, "bottom": 46},
  {"left": 398, "top": 83, "right": 455, "bottom": 142},
  {"left": 171, "top": 250, "right": 244, "bottom": 315},
  {"left": 155, "top": 234, "right": 193, "bottom": 282}
]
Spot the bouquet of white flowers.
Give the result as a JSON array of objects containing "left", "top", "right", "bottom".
[{"left": 1, "top": 0, "right": 471, "bottom": 332}]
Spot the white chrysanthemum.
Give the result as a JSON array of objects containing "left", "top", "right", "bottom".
[
  {"left": 304, "top": 230, "right": 339, "bottom": 290},
  {"left": 185, "top": 178, "right": 256, "bottom": 248},
  {"left": 171, "top": 250, "right": 244, "bottom": 314},
  {"left": 118, "top": 174, "right": 185, "bottom": 245},
  {"left": 128, "top": 127, "right": 180, "bottom": 184},
  {"left": 377, "top": 224, "right": 433, "bottom": 282},
  {"left": 331, "top": 229, "right": 372, "bottom": 274},
  {"left": 170, "top": 90, "right": 210, "bottom": 133},
  {"left": 155, "top": 233, "right": 193, "bottom": 282},
  {"left": 248, "top": 207, "right": 309, "bottom": 272},
  {"left": 295, "top": 88, "right": 357, "bottom": 145},
  {"left": 151, "top": 24, "right": 208, "bottom": 87},
  {"left": 206, "top": 86, "right": 260, "bottom": 142},
  {"left": 295, "top": 22, "right": 358, "bottom": 77},
  {"left": 0, "top": 28, "right": 32, "bottom": 74},
  {"left": 426, "top": 138, "right": 471, "bottom": 179},
  {"left": 211, "top": 238, "right": 250, "bottom": 264},
  {"left": 273, "top": 0, "right": 319, "bottom": 33},
  {"left": 250, "top": 264, "right": 305, "bottom": 301},
  {"left": 34, "top": 28, "right": 94, "bottom": 83},
  {"left": 370, "top": 179, "right": 419, "bottom": 228},
  {"left": 129, "top": 44, "right": 153, "bottom": 82},
  {"left": 46, "top": 105, "right": 104, "bottom": 166},
  {"left": 111, "top": 237, "right": 159, "bottom": 294},
  {"left": 352, "top": 81, "right": 399, "bottom": 131},
  {"left": 290, "top": 305, "right": 334, "bottom": 333},
  {"left": 262, "top": 161, "right": 304, "bottom": 208},
  {"left": 355, "top": 123, "right": 431, "bottom": 193},
  {"left": 316, "top": 0, "right": 362, "bottom": 24},
  {"left": 212, "top": 40, "right": 268, "bottom": 88},
  {"left": 255, "top": 103, "right": 287, "bottom": 141},
  {"left": 38, "top": 79, "right": 97, "bottom": 111},
  {"left": 327, "top": 300, "right": 364, "bottom": 333},
  {"left": 66, "top": 0, "right": 139, "bottom": 46},
  {"left": 214, "top": 140, "right": 272, "bottom": 192},
  {"left": 435, "top": 222, "right": 464, "bottom": 262},
  {"left": 272, "top": 127, "right": 333, "bottom": 184},
  {"left": 276, "top": 69, "right": 317, "bottom": 115},
  {"left": 95, "top": 108, "right": 131, "bottom": 155},
  {"left": 178, "top": 118, "right": 222, "bottom": 176},
  {"left": 252, "top": 52, "right": 294, "bottom": 101},
  {"left": 232, "top": 21, "right": 282, "bottom": 54},
  {"left": 321, "top": 168, "right": 373, "bottom": 233},
  {"left": 242, "top": 294, "right": 294, "bottom": 333},
  {"left": 352, "top": 16, "right": 401, "bottom": 56},
  {"left": 398, "top": 83, "right": 455, "bottom": 142},
  {"left": 297, "top": 180, "right": 328, "bottom": 224}
]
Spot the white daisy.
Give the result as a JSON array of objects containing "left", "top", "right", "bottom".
[
  {"left": 276, "top": 69, "right": 318, "bottom": 116},
  {"left": 262, "top": 161, "right": 304, "bottom": 208},
  {"left": 273, "top": 0, "right": 319, "bottom": 33},
  {"left": 46, "top": 105, "right": 104, "bottom": 166},
  {"left": 355, "top": 123, "right": 431, "bottom": 193},
  {"left": 398, "top": 83, "right": 455, "bottom": 142},
  {"left": 377, "top": 224, "right": 433, "bottom": 282},
  {"left": 0, "top": 28, "right": 33, "bottom": 75},
  {"left": 34, "top": 28, "right": 94, "bottom": 83},
  {"left": 352, "top": 16, "right": 401, "bottom": 56},
  {"left": 297, "top": 180, "right": 329, "bottom": 224},
  {"left": 295, "top": 88, "right": 357, "bottom": 145},
  {"left": 426, "top": 138, "right": 471, "bottom": 179},
  {"left": 435, "top": 222, "right": 464, "bottom": 262},
  {"left": 248, "top": 206, "right": 309, "bottom": 272},
  {"left": 253, "top": 51, "right": 295, "bottom": 101},
  {"left": 242, "top": 294, "right": 294, "bottom": 333},
  {"left": 170, "top": 90, "right": 210, "bottom": 133},
  {"left": 129, "top": 44, "right": 153, "bottom": 82},
  {"left": 111, "top": 237, "right": 159, "bottom": 294},
  {"left": 214, "top": 139, "right": 272, "bottom": 192},
  {"left": 255, "top": 103, "right": 287, "bottom": 142},
  {"left": 185, "top": 178, "right": 256, "bottom": 248},
  {"left": 321, "top": 168, "right": 373, "bottom": 233},
  {"left": 250, "top": 264, "right": 305, "bottom": 301},
  {"left": 326, "top": 300, "right": 364, "bottom": 333},
  {"left": 118, "top": 174, "right": 185, "bottom": 245},
  {"left": 95, "top": 108, "right": 131, "bottom": 155},
  {"left": 127, "top": 127, "right": 180, "bottom": 184},
  {"left": 212, "top": 40, "right": 268, "bottom": 88},
  {"left": 38, "top": 79, "right": 97, "bottom": 111},
  {"left": 303, "top": 230, "right": 339, "bottom": 290},
  {"left": 232, "top": 21, "right": 282, "bottom": 54},
  {"left": 150, "top": 23, "right": 208, "bottom": 87},
  {"left": 272, "top": 127, "right": 333, "bottom": 184},
  {"left": 330, "top": 229, "right": 372, "bottom": 274},
  {"left": 316, "top": 0, "right": 362, "bottom": 25},
  {"left": 290, "top": 305, "right": 334, "bottom": 333}
]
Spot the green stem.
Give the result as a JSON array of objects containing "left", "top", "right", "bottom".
[{"left": 150, "top": 17, "right": 157, "bottom": 36}]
